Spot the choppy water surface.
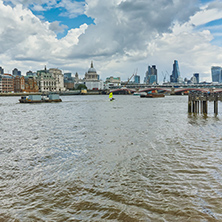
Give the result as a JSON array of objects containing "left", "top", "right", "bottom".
[{"left": 1, "top": 95, "right": 222, "bottom": 221}]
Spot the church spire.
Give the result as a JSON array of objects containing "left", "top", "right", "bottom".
[{"left": 91, "top": 61, "right": 93, "bottom": 68}]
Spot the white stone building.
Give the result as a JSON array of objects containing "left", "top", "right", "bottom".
[
  {"left": 83, "top": 62, "right": 104, "bottom": 90},
  {"left": 36, "top": 67, "right": 65, "bottom": 92},
  {"left": 105, "top": 76, "right": 121, "bottom": 88},
  {"left": 49, "top": 68, "right": 65, "bottom": 91}
]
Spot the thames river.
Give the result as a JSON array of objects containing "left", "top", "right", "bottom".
[{"left": 1, "top": 95, "right": 222, "bottom": 221}]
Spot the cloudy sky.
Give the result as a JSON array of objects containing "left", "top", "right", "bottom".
[{"left": 0, "top": 0, "right": 222, "bottom": 82}]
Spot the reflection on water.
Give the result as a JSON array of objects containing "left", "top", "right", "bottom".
[{"left": 1, "top": 95, "right": 222, "bottom": 221}]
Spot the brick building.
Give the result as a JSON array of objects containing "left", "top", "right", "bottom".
[
  {"left": 24, "top": 77, "right": 39, "bottom": 92},
  {"left": 14, "top": 76, "right": 25, "bottom": 92},
  {"left": 0, "top": 74, "right": 14, "bottom": 93}
]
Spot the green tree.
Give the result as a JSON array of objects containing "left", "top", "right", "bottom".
[{"left": 76, "top": 84, "right": 87, "bottom": 90}]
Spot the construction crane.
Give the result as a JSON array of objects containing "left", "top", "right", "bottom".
[
  {"left": 123, "top": 69, "right": 137, "bottom": 87},
  {"left": 162, "top": 72, "right": 166, "bottom": 83},
  {"left": 162, "top": 71, "right": 170, "bottom": 83}
]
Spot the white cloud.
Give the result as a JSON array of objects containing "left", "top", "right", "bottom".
[
  {"left": 3, "top": 0, "right": 57, "bottom": 8},
  {"left": 0, "top": 0, "right": 222, "bottom": 83},
  {"left": 189, "top": 8, "right": 222, "bottom": 26},
  {"left": 57, "top": 0, "right": 86, "bottom": 18},
  {"left": 31, "top": 4, "right": 46, "bottom": 12},
  {"left": 3, "top": 0, "right": 86, "bottom": 17},
  {"left": 147, "top": 28, "right": 220, "bottom": 82},
  {"left": 207, "top": 0, "right": 222, "bottom": 10},
  {"left": 49, "top": 21, "right": 68, "bottom": 33},
  {"left": 0, "top": 0, "right": 88, "bottom": 72}
]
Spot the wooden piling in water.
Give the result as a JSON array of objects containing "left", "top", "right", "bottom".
[
  {"left": 200, "top": 101, "right": 203, "bottom": 114},
  {"left": 188, "top": 94, "right": 192, "bottom": 113},
  {"left": 214, "top": 98, "right": 218, "bottom": 115},
  {"left": 188, "top": 91, "right": 221, "bottom": 115},
  {"left": 203, "top": 101, "right": 207, "bottom": 114}
]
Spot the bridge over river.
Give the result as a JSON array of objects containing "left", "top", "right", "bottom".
[{"left": 110, "top": 86, "right": 222, "bottom": 95}]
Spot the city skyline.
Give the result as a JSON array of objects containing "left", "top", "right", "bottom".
[
  {"left": 0, "top": 60, "right": 215, "bottom": 84},
  {"left": 0, "top": 0, "right": 222, "bottom": 82}
]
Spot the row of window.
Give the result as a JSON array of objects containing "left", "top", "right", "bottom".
[
  {"left": 38, "top": 81, "right": 56, "bottom": 86},
  {"left": 0, "top": 85, "right": 13, "bottom": 87},
  {"left": 43, "top": 88, "right": 56, "bottom": 90}
]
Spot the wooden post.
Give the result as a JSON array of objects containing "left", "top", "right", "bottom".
[
  {"left": 188, "top": 94, "right": 192, "bottom": 113},
  {"left": 203, "top": 101, "right": 208, "bottom": 114},
  {"left": 192, "top": 101, "right": 195, "bottom": 113},
  {"left": 214, "top": 98, "right": 218, "bottom": 115},
  {"left": 194, "top": 101, "right": 198, "bottom": 113},
  {"left": 200, "top": 101, "right": 203, "bottom": 114}
]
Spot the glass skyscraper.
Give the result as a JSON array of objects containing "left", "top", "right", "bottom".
[
  {"left": 144, "top": 65, "right": 157, "bottom": 84},
  {"left": 193, "top": 73, "right": 199, "bottom": 84},
  {"left": 134, "top": 75, "right": 140, "bottom": 84},
  {"left": 211, "top": 66, "right": 222, "bottom": 83},
  {"left": 0, "top": 67, "right": 4, "bottom": 74},
  {"left": 12, "top": 68, "right": 21, "bottom": 76},
  {"left": 170, "top": 60, "right": 180, "bottom": 83}
]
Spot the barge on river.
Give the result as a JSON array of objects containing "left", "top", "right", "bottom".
[
  {"left": 140, "top": 93, "right": 165, "bottom": 98},
  {"left": 19, "top": 94, "right": 62, "bottom": 103}
]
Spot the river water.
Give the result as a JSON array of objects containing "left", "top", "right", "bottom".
[{"left": 1, "top": 95, "right": 222, "bottom": 221}]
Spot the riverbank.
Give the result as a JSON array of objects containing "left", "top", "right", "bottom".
[
  {"left": 0, "top": 90, "right": 107, "bottom": 97},
  {"left": 0, "top": 92, "right": 41, "bottom": 96}
]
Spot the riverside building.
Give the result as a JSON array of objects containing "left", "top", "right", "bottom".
[
  {"left": 105, "top": 76, "right": 121, "bottom": 88},
  {"left": 83, "top": 61, "right": 104, "bottom": 90},
  {"left": 36, "top": 67, "right": 65, "bottom": 92},
  {"left": 24, "top": 76, "right": 39, "bottom": 93},
  {"left": 49, "top": 68, "right": 65, "bottom": 92},
  {"left": 14, "top": 75, "right": 25, "bottom": 92},
  {"left": 64, "top": 72, "right": 78, "bottom": 90},
  {"left": 0, "top": 74, "right": 14, "bottom": 93}
]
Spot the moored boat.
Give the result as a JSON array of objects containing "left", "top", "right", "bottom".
[
  {"left": 140, "top": 93, "right": 165, "bottom": 98},
  {"left": 134, "top": 92, "right": 146, "bottom": 96},
  {"left": 19, "top": 94, "right": 62, "bottom": 103}
]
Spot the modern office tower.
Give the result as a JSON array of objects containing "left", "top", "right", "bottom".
[
  {"left": 144, "top": 65, "right": 157, "bottom": 84},
  {"left": 64, "top": 73, "right": 76, "bottom": 90},
  {"left": 12, "top": 68, "right": 21, "bottom": 76},
  {"left": 134, "top": 74, "right": 140, "bottom": 84},
  {"left": 26, "top": 70, "right": 36, "bottom": 77},
  {"left": 193, "top": 73, "right": 199, "bottom": 84},
  {"left": 170, "top": 60, "right": 180, "bottom": 83},
  {"left": 0, "top": 67, "right": 4, "bottom": 74},
  {"left": 64, "top": 73, "right": 72, "bottom": 78},
  {"left": 211, "top": 66, "right": 222, "bottom": 83}
]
